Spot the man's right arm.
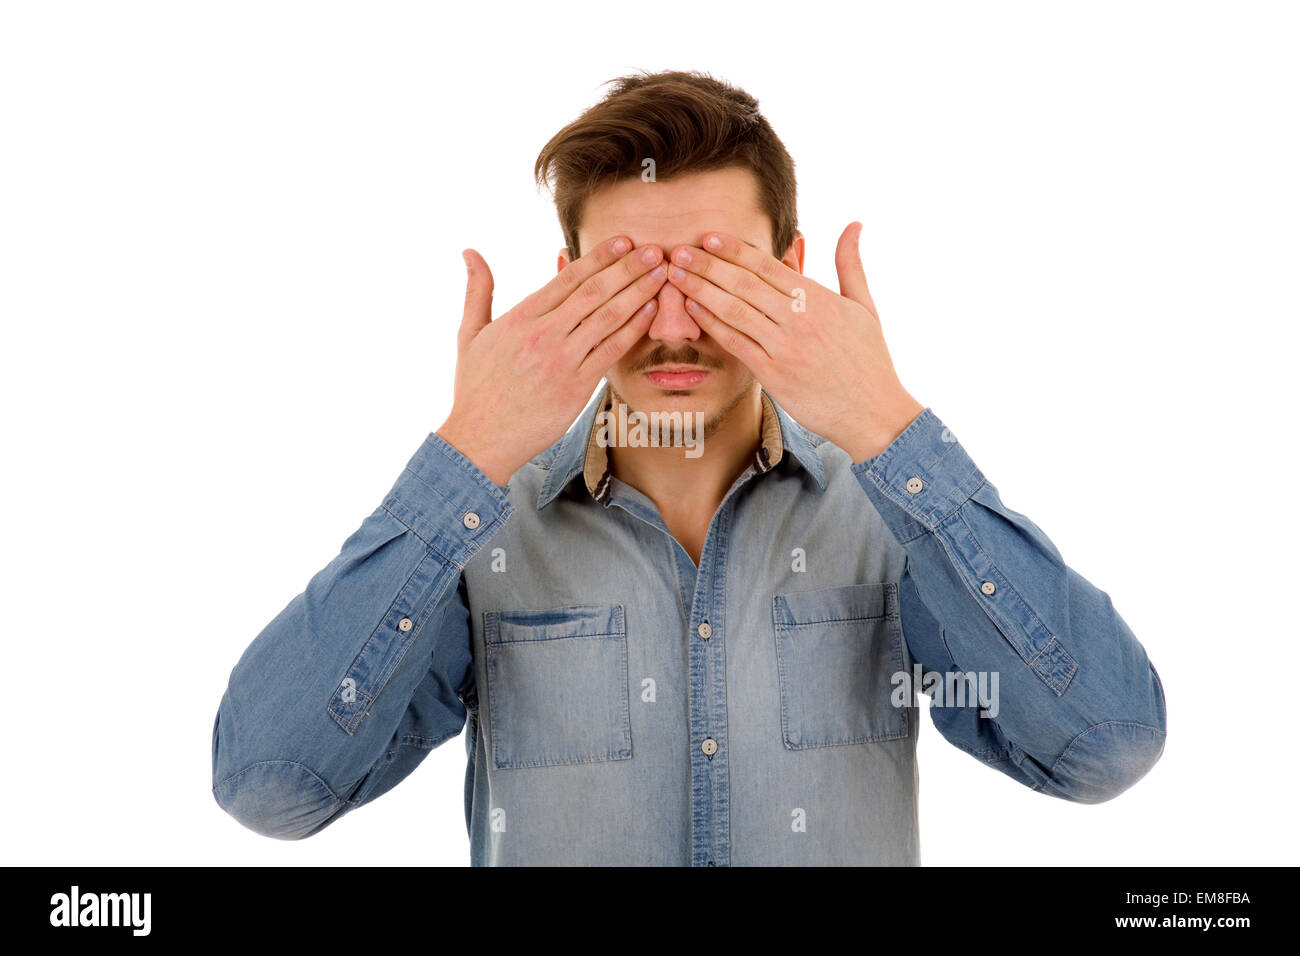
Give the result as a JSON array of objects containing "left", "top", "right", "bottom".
[
  {"left": 212, "top": 233, "right": 667, "bottom": 839},
  {"left": 210, "top": 433, "right": 512, "bottom": 840}
]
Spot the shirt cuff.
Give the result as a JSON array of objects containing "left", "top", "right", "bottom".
[
  {"left": 850, "top": 408, "right": 986, "bottom": 543},
  {"left": 381, "top": 432, "right": 514, "bottom": 566}
]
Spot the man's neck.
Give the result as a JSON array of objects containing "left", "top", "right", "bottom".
[{"left": 606, "top": 384, "right": 763, "bottom": 522}]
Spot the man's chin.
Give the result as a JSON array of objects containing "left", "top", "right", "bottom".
[
  {"left": 608, "top": 377, "right": 756, "bottom": 441},
  {"left": 642, "top": 389, "right": 708, "bottom": 401},
  {"left": 611, "top": 383, "right": 712, "bottom": 415}
]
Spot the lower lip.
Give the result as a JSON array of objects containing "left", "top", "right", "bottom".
[{"left": 646, "top": 370, "right": 709, "bottom": 389}]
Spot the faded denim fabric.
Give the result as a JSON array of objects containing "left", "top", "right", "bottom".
[{"left": 212, "top": 385, "right": 1166, "bottom": 865}]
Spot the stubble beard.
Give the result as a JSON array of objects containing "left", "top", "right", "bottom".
[{"left": 607, "top": 372, "right": 757, "bottom": 447}]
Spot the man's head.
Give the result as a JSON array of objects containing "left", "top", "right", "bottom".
[{"left": 535, "top": 71, "right": 803, "bottom": 437}]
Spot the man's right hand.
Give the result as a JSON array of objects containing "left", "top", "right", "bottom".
[{"left": 435, "top": 236, "right": 667, "bottom": 486}]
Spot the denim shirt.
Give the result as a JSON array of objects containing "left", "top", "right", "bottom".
[{"left": 211, "top": 385, "right": 1167, "bottom": 865}]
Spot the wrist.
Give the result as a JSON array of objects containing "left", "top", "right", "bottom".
[
  {"left": 841, "top": 395, "right": 925, "bottom": 462},
  {"left": 435, "top": 421, "right": 518, "bottom": 486}
]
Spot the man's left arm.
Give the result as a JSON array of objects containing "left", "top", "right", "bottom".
[
  {"left": 852, "top": 406, "right": 1167, "bottom": 802},
  {"left": 666, "top": 224, "right": 1166, "bottom": 803}
]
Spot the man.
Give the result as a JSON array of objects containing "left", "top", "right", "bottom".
[{"left": 211, "top": 70, "right": 1166, "bottom": 865}]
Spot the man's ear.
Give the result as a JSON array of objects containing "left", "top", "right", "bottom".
[
  {"left": 781, "top": 232, "right": 805, "bottom": 274},
  {"left": 557, "top": 248, "right": 571, "bottom": 274}
]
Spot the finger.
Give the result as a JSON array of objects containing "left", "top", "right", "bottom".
[
  {"left": 577, "top": 296, "right": 660, "bottom": 379},
  {"left": 835, "top": 222, "right": 877, "bottom": 315},
  {"left": 667, "top": 265, "right": 781, "bottom": 353},
  {"left": 698, "top": 231, "right": 804, "bottom": 298},
  {"left": 459, "top": 249, "right": 494, "bottom": 349},
  {"left": 524, "top": 235, "right": 635, "bottom": 319},
  {"left": 553, "top": 242, "right": 664, "bottom": 335},
  {"left": 669, "top": 243, "right": 792, "bottom": 322},
  {"left": 683, "top": 296, "right": 771, "bottom": 371},
  {"left": 565, "top": 259, "right": 668, "bottom": 356}
]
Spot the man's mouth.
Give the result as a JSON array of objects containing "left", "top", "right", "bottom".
[{"left": 645, "top": 367, "right": 709, "bottom": 389}]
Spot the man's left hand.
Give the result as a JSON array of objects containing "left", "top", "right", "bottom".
[{"left": 666, "top": 223, "right": 925, "bottom": 462}]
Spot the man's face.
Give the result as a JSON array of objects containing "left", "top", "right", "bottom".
[{"left": 560, "top": 165, "right": 803, "bottom": 436}]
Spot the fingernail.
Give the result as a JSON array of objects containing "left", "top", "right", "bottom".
[
  {"left": 642, "top": 246, "right": 660, "bottom": 264},
  {"left": 669, "top": 265, "right": 686, "bottom": 282},
  {"left": 673, "top": 248, "right": 692, "bottom": 265},
  {"left": 651, "top": 264, "right": 667, "bottom": 280},
  {"left": 612, "top": 238, "right": 631, "bottom": 254},
  {"left": 705, "top": 235, "right": 722, "bottom": 250}
]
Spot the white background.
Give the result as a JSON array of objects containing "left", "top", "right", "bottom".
[{"left": 3, "top": 1, "right": 1296, "bottom": 866}]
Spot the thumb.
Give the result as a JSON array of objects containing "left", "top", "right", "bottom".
[
  {"left": 835, "top": 222, "right": 877, "bottom": 316},
  {"left": 459, "top": 248, "right": 494, "bottom": 346}
]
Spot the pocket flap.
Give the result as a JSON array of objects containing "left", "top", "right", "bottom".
[
  {"left": 774, "top": 582, "right": 888, "bottom": 628},
  {"left": 486, "top": 604, "right": 625, "bottom": 644}
]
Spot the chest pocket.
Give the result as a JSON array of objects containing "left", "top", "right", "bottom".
[
  {"left": 772, "top": 582, "right": 908, "bottom": 749},
  {"left": 483, "top": 603, "right": 632, "bottom": 770}
]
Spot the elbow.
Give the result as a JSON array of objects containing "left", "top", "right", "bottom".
[
  {"left": 212, "top": 760, "right": 344, "bottom": 840},
  {"left": 1041, "top": 718, "right": 1167, "bottom": 804},
  {"left": 1039, "top": 658, "right": 1168, "bottom": 804}
]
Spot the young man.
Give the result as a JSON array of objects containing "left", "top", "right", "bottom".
[{"left": 211, "top": 71, "right": 1166, "bottom": 865}]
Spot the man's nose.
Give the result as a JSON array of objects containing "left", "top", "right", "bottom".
[{"left": 647, "top": 275, "right": 702, "bottom": 343}]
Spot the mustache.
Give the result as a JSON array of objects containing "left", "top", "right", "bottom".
[{"left": 629, "top": 345, "right": 726, "bottom": 373}]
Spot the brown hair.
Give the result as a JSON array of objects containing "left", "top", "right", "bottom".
[{"left": 534, "top": 70, "right": 798, "bottom": 260}]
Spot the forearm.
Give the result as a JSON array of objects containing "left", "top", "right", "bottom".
[
  {"left": 211, "top": 433, "right": 513, "bottom": 837},
  {"left": 852, "top": 408, "right": 1166, "bottom": 802}
]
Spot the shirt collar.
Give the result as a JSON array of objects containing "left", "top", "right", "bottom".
[{"left": 535, "top": 383, "right": 827, "bottom": 509}]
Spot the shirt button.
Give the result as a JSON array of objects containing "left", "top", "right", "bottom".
[
  {"left": 462, "top": 511, "right": 481, "bottom": 530},
  {"left": 905, "top": 477, "right": 924, "bottom": 494},
  {"left": 980, "top": 581, "right": 996, "bottom": 595},
  {"left": 398, "top": 617, "right": 413, "bottom": 632},
  {"left": 700, "top": 738, "right": 718, "bottom": 756},
  {"left": 697, "top": 621, "right": 712, "bottom": 640}
]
